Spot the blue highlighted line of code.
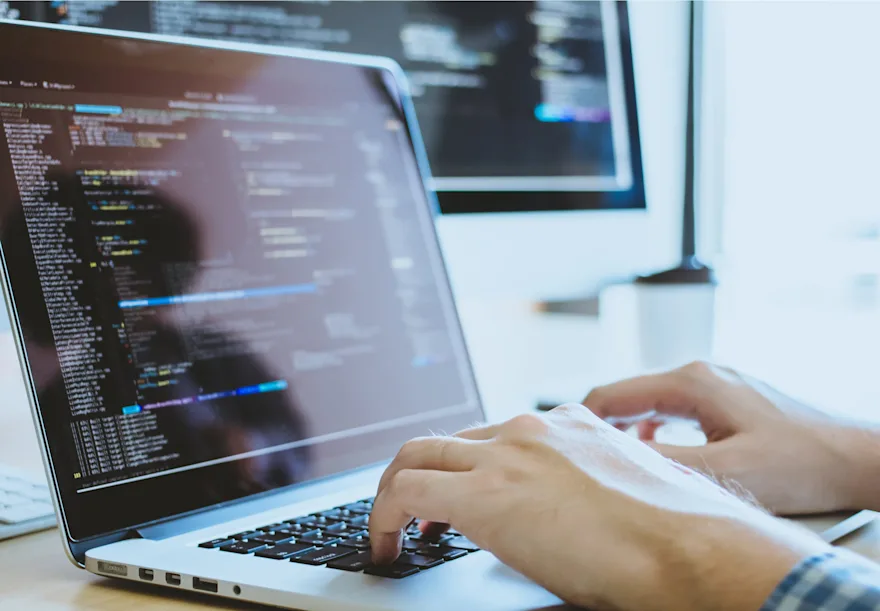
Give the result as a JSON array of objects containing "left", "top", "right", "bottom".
[
  {"left": 125, "top": 379, "right": 290, "bottom": 413},
  {"left": 118, "top": 283, "right": 317, "bottom": 309},
  {"left": 74, "top": 104, "right": 123, "bottom": 115}
]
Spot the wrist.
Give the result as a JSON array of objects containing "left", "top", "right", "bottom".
[
  {"left": 833, "top": 422, "right": 880, "bottom": 511},
  {"left": 658, "top": 510, "right": 828, "bottom": 611}
]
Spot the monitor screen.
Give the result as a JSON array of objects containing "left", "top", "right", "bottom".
[
  {"left": 0, "top": 22, "right": 482, "bottom": 540},
  {"left": 9, "top": 0, "right": 647, "bottom": 214}
]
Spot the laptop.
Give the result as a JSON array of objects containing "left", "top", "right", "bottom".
[{"left": 0, "top": 19, "right": 566, "bottom": 611}]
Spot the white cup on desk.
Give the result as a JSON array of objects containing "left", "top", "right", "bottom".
[{"left": 599, "top": 280, "right": 716, "bottom": 373}]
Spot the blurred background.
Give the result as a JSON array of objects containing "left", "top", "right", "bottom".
[{"left": 0, "top": 0, "right": 878, "bottom": 424}]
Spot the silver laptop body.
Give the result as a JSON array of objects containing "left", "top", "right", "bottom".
[{"left": 0, "top": 19, "right": 565, "bottom": 611}]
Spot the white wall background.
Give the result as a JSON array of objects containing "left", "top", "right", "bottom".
[
  {"left": 705, "top": 0, "right": 880, "bottom": 417},
  {"left": 712, "top": 0, "right": 880, "bottom": 283}
]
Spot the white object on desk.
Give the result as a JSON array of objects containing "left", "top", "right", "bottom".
[
  {"left": 599, "top": 282, "right": 716, "bottom": 372},
  {"left": 0, "top": 464, "right": 55, "bottom": 541}
]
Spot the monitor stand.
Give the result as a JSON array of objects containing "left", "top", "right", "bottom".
[{"left": 634, "top": 255, "right": 715, "bottom": 286}]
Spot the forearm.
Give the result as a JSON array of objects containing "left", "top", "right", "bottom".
[
  {"left": 838, "top": 422, "right": 880, "bottom": 511},
  {"left": 660, "top": 511, "right": 831, "bottom": 611}
]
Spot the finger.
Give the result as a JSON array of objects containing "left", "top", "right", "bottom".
[
  {"left": 369, "top": 469, "right": 470, "bottom": 563},
  {"left": 412, "top": 425, "right": 494, "bottom": 537},
  {"left": 409, "top": 426, "right": 497, "bottom": 536},
  {"left": 418, "top": 520, "right": 451, "bottom": 538},
  {"left": 376, "top": 436, "right": 486, "bottom": 498},
  {"left": 583, "top": 368, "right": 727, "bottom": 431},
  {"left": 584, "top": 372, "right": 698, "bottom": 419}
]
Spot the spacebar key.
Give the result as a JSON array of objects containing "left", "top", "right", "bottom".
[{"left": 364, "top": 563, "right": 419, "bottom": 579}]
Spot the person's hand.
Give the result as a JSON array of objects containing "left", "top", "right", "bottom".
[
  {"left": 583, "top": 361, "right": 880, "bottom": 515},
  {"left": 369, "top": 405, "right": 827, "bottom": 611}
]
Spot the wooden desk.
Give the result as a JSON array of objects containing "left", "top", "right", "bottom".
[{"left": 0, "top": 334, "right": 878, "bottom": 611}]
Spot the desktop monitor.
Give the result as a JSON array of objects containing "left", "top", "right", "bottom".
[{"left": 7, "top": 0, "right": 685, "bottom": 299}]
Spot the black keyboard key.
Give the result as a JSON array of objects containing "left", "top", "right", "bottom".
[
  {"left": 256, "top": 522, "right": 290, "bottom": 532},
  {"left": 198, "top": 537, "right": 236, "bottom": 549},
  {"left": 327, "top": 551, "right": 372, "bottom": 572},
  {"left": 219, "top": 540, "right": 269, "bottom": 554},
  {"left": 298, "top": 531, "right": 342, "bottom": 546},
  {"left": 444, "top": 536, "right": 480, "bottom": 552},
  {"left": 401, "top": 538, "right": 429, "bottom": 552},
  {"left": 277, "top": 523, "right": 311, "bottom": 536},
  {"left": 230, "top": 530, "right": 264, "bottom": 540},
  {"left": 338, "top": 533, "right": 371, "bottom": 549},
  {"left": 364, "top": 562, "right": 419, "bottom": 579},
  {"left": 416, "top": 545, "right": 468, "bottom": 561},
  {"left": 291, "top": 546, "right": 355, "bottom": 566},
  {"left": 326, "top": 525, "right": 365, "bottom": 539},
  {"left": 342, "top": 502, "right": 372, "bottom": 515},
  {"left": 254, "top": 542, "right": 316, "bottom": 560},
  {"left": 323, "top": 522, "right": 348, "bottom": 534},
  {"left": 395, "top": 553, "right": 443, "bottom": 569},
  {"left": 345, "top": 514, "right": 370, "bottom": 528},
  {"left": 408, "top": 530, "right": 452, "bottom": 544},
  {"left": 253, "top": 532, "right": 296, "bottom": 545},
  {"left": 319, "top": 508, "right": 351, "bottom": 520},
  {"left": 299, "top": 515, "right": 343, "bottom": 529}
]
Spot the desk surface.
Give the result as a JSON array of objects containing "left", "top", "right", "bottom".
[{"left": 1, "top": 334, "right": 879, "bottom": 611}]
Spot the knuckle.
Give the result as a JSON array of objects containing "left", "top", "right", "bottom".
[
  {"left": 397, "top": 437, "right": 426, "bottom": 461},
  {"left": 502, "top": 413, "right": 549, "bottom": 438},
  {"left": 548, "top": 403, "right": 599, "bottom": 430},
  {"left": 550, "top": 402, "right": 586, "bottom": 417},
  {"left": 679, "top": 360, "right": 714, "bottom": 380},
  {"left": 676, "top": 361, "right": 716, "bottom": 385}
]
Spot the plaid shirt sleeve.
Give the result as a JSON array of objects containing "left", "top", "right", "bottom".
[{"left": 760, "top": 551, "right": 880, "bottom": 611}]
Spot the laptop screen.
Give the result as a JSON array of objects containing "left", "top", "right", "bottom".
[{"left": 0, "top": 23, "right": 483, "bottom": 541}]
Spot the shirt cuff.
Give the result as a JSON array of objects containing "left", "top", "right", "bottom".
[{"left": 760, "top": 550, "right": 880, "bottom": 611}]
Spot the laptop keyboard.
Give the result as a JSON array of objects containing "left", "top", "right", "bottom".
[
  {"left": 0, "top": 465, "right": 55, "bottom": 541},
  {"left": 198, "top": 497, "right": 480, "bottom": 579}
]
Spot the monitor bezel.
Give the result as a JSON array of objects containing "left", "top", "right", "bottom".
[{"left": 437, "top": 2, "right": 647, "bottom": 215}]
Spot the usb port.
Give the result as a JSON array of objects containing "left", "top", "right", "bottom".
[
  {"left": 165, "top": 573, "right": 181, "bottom": 586},
  {"left": 192, "top": 577, "right": 218, "bottom": 593},
  {"left": 138, "top": 568, "right": 154, "bottom": 581}
]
